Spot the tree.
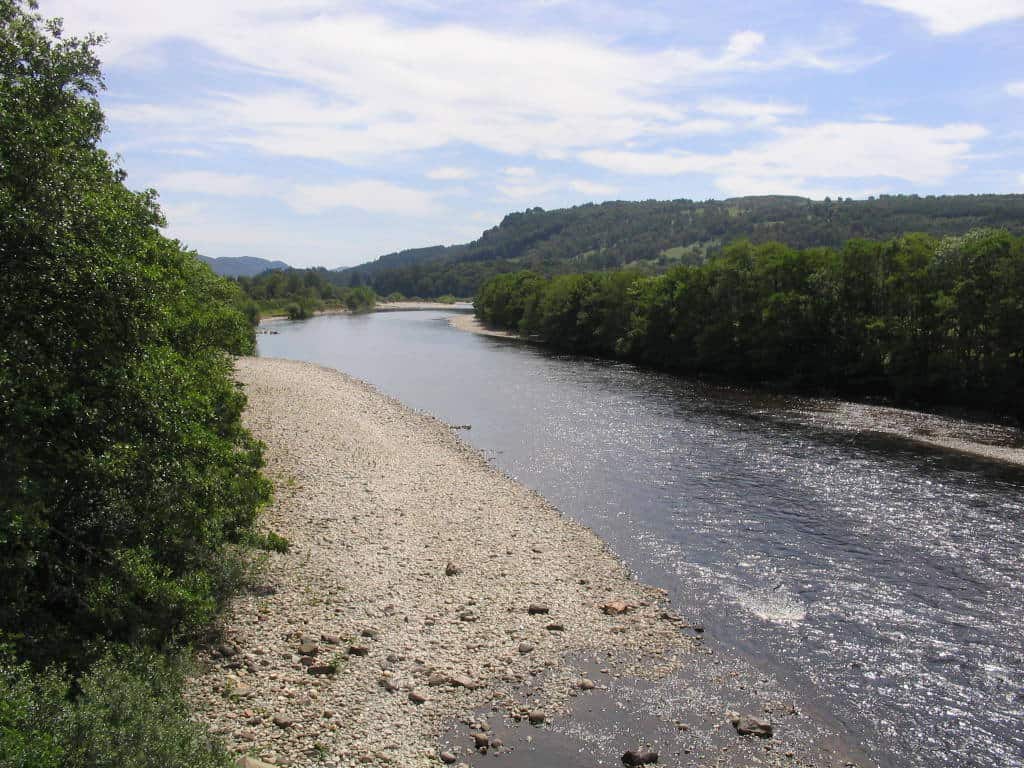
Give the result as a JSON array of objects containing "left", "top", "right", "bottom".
[{"left": 0, "top": 0, "right": 270, "bottom": 667}]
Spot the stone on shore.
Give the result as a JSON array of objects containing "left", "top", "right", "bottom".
[{"left": 621, "top": 748, "right": 659, "bottom": 765}]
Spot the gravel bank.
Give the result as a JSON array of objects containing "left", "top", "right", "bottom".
[
  {"left": 188, "top": 357, "right": 863, "bottom": 768},
  {"left": 446, "top": 313, "right": 518, "bottom": 339}
]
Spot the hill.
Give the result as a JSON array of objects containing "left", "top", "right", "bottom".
[
  {"left": 198, "top": 255, "right": 290, "bottom": 277},
  {"left": 338, "top": 194, "right": 1024, "bottom": 297}
]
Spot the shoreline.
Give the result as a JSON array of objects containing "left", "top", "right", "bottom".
[
  {"left": 188, "top": 357, "right": 868, "bottom": 768},
  {"left": 448, "top": 313, "right": 1024, "bottom": 468},
  {"left": 260, "top": 301, "right": 473, "bottom": 323},
  {"left": 446, "top": 312, "right": 519, "bottom": 339}
]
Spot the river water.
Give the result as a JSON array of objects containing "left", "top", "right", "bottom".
[{"left": 258, "top": 310, "right": 1024, "bottom": 768}]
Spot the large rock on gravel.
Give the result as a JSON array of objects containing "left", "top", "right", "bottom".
[
  {"left": 236, "top": 757, "right": 277, "bottom": 768},
  {"left": 600, "top": 600, "right": 633, "bottom": 616},
  {"left": 727, "top": 710, "right": 774, "bottom": 738},
  {"left": 621, "top": 749, "right": 659, "bottom": 765},
  {"left": 527, "top": 604, "right": 550, "bottom": 615}
]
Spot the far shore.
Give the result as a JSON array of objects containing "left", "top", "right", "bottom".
[{"left": 259, "top": 300, "right": 473, "bottom": 322}]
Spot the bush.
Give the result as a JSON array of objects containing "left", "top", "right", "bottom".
[
  {"left": 385, "top": 292, "right": 406, "bottom": 302},
  {"left": 435, "top": 294, "right": 457, "bottom": 304},
  {"left": 0, "top": 645, "right": 232, "bottom": 768},
  {"left": 246, "top": 530, "right": 290, "bottom": 554},
  {"left": 342, "top": 286, "right": 376, "bottom": 313}
]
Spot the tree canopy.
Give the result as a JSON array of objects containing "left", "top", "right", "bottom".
[
  {"left": 340, "top": 194, "right": 1024, "bottom": 297},
  {"left": 476, "top": 232, "right": 1024, "bottom": 422}
]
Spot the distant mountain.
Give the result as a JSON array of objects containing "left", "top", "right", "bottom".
[
  {"left": 337, "top": 194, "right": 1024, "bottom": 297},
  {"left": 199, "top": 255, "right": 290, "bottom": 277}
]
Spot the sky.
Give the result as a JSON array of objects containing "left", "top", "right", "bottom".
[{"left": 43, "top": 0, "right": 1024, "bottom": 268}]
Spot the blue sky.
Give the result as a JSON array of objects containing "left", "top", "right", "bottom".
[{"left": 45, "top": 0, "right": 1024, "bottom": 268}]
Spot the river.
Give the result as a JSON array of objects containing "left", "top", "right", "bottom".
[{"left": 257, "top": 309, "right": 1024, "bottom": 768}]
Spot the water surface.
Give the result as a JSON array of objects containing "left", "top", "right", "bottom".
[{"left": 258, "top": 310, "right": 1024, "bottom": 768}]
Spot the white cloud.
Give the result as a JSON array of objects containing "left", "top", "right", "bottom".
[
  {"left": 862, "top": 0, "right": 1024, "bottom": 34},
  {"left": 156, "top": 170, "right": 439, "bottom": 217},
  {"left": 698, "top": 98, "right": 805, "bottom": 126},
  {"left": 723, "top": 31, "right": 765, "bottom": 59},
  {"left": 53, "top": 2, "right": 869, "bottom": 165},
  {"left": 503, "top": 166, "right": 536, "bottom": 177},
  {"left": 580, "top": 121, "right": 987, "bottom": 196},
  {"left": 496, "top": 179, "right": 558, "bottom": 201},
  {"left": 157, "top": 170, "right": 270, "bottom": 197},
  {"left": 1007, "top": 81, "right": 1024, "bottom": 96},
  {"left": 426, "top": 166, "right": 476, "bottom": 180},
  {"left": 569, "top": 179, "right": 617, "bottom": 197},
  {"left": 287, "top": 180, "right": 440, "bottom": 217}
]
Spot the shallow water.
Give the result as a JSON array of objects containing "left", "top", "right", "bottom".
[{"left": 258, "top": 310, "right": 1024, "bottom": 768}]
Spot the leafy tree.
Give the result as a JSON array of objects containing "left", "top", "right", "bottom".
[
  {"left": 475, "top": 232, "right": 1024, "bottom": 422},
  {"left": 0, "top": 0, "right": 270, "bottom": 668}
]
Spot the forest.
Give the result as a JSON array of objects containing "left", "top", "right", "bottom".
[
  {"left": 1, "top": 3, "right": 271, "bottom": 766},
  {"left": 339, "top": 194, "right": 1024, "bottom": 297},
  {"left": 235, "top": 268, "right": 377, "bottom": 319},
  {"left": 475, "top": 231, "right": 1024, "bottom": 422}
]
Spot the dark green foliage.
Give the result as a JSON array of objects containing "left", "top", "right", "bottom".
[
  {"left": 285, "top": 300, "right": 315, "bottom": 320},
  {"left": 342, "top": 285, "right": 376, "bottom": 313},
  {"left": 476, "top": 232, "right": 1024, "bottom": 422},
  {"left": 0, "top": 645, "right": 232, "bottom": 768},
  {"left": 342, "top": 194, "right": 1024, "bottom": 297},
  {"left": 246, "top": 530, "right": 290, "bottom": 554},
  {"left": 233, "top": 268, "right": 376, "bottom": 317},
  {"left": 0, "top": 0, "right": 270, "bottom": 665},
  {"left": 0, "top": 3, "right": 273, "bottom": 763}
]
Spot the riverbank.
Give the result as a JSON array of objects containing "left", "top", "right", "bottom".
[
  {"left": 188, "top": 357, "right": 866, "bottom": 768},
  {"left": 376, "top": 301, "right": 473, "bottom": 312},
  {"left": 446, "top": 312, "right": 518, "bottom": 339},
  {"left": 260, "top": 302, "right": 472, "bottom": 323}
]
